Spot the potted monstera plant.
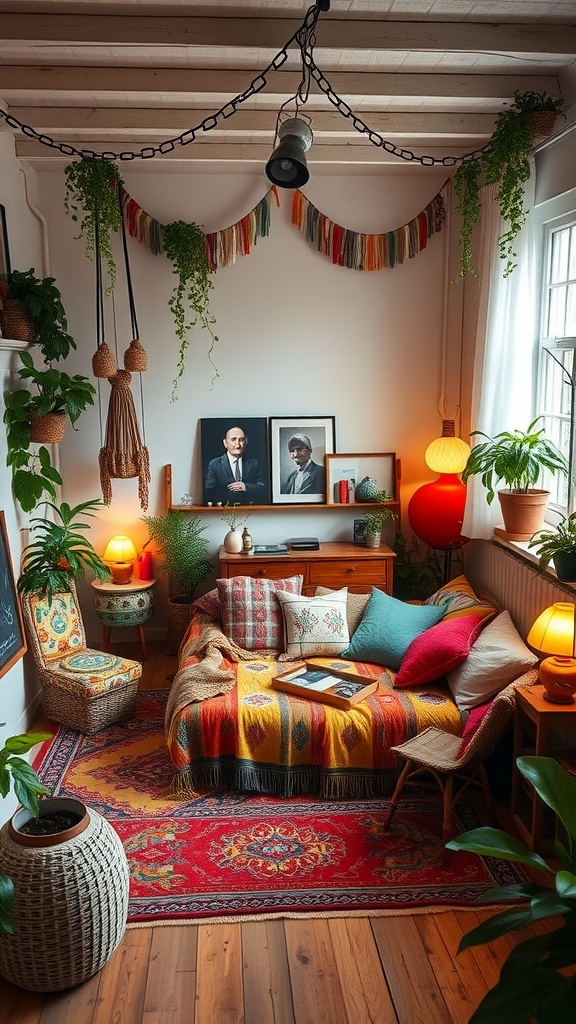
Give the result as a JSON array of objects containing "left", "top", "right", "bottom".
[
  {"left": 462, "top": 417, "right": 568, "bottom": 539},
  {"left": 446, "top": 755, "right": 576, "bottom": 1023}
]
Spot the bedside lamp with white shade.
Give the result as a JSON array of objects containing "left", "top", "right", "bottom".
[
  {"left": 527, "top": 602, "right": 576, "bottom": 704},
  {"left": 103, "top": 535, "right": 137, "bottom": 585}
]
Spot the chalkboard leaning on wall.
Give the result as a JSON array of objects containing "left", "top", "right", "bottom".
[{"left": 0, "top": 511, "right": 26, "bottom": 680}]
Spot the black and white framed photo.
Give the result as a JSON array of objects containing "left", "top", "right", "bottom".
[
  {"left": 0, "top": 511, "right": 26, "bottom": 680},
  {"left": 270, "top": 416, "right": 335, "bottom": 504},
  {"left": 200, "top": 417, "right": 271, "bottom": 506},
  {"left": 0, "top": 205, "right": 10, "bottom": 276}
]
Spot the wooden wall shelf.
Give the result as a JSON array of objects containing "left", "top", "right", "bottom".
[{"left": 164, "top": 464, "right": 401, "bottom": 523}]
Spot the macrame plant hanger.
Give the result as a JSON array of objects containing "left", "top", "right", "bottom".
[{"left": 97, "top": 193, "right": 151, "bottom": 511}]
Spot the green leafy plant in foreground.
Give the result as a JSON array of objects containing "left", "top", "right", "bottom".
[
  {"left": 0, "top": 729, "right": 52, "bottom": 935},
  {"left": 447, "top": 755, "right": 576, "bottom": 1023},
  {"left": 142, "top": 510, "right": 212, "bottom": 604},
  {"left": 462, "top": 417, "right": 568, "bottom": 505}
]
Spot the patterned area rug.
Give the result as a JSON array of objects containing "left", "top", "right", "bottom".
[{"left": 33, "top": 690, "right": 526, "bottom": 924}]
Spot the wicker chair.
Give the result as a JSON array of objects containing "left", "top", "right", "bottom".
[
  {"left": 382, "top": 669, "right": 539, "bottom": 867},
  {"left": 21, "top": 582, "right": 141, "bottom": 734}
]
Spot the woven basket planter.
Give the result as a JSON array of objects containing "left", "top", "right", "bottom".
[
  {"left": 123, "top": 337, "right": 148, "bottom": 372},
  {"left": 0, "top": 299, "right": 36, "bottom": 342},
  {"left": 167, "top": 596, "right": 194, "bottom": 656},
  {"left": 92, "top": 341, "right": 117, "bottom": 378},
  {"left": 527, "top": 110, "right": 558, "bottom": 144},
  {"left": 0, "top": 797, "right": 129, "bottom": 992},
  {"left": 29, "top": 411, "right": 66, "bottom": 444}
]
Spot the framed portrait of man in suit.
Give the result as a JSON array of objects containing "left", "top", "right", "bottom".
[
  {"left": 270, "top": 416, "right": 336, "bottom": 505},
  {"left": 200, "top": 418, "right": 271, "bottom": 506}
]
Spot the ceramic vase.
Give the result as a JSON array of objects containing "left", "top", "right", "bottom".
[{"left": 223, "top": 528, "right": 243, "bottom": 553}]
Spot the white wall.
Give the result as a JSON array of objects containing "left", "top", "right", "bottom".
[{"left": 35, "top": 166, "right": 462, "bottom": 641}]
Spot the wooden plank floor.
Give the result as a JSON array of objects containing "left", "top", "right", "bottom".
[{"left": 1, "top": 640, "right": 551, "bottom": 1024}]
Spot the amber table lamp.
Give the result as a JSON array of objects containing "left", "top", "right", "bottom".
[
  {"left": 104, "top": 535, "right": 137, "bottom": 584},
  {"left": 527, "top": 602, "right": 576, "bottom": 704}
]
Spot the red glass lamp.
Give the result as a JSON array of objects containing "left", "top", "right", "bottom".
[
  {"left": 527, "top": 602, "right": 576, "bottom": 704},
  {"left": 408, "top": 420, "right": 471, "bottom": 548}
]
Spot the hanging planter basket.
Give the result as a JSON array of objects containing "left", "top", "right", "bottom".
[
  {"left": 0, "top": 299, "right": 37, "bottom": 343},
  {"left": 30, "top": 411, "right": 66, "bottom": 444},
  {"left": 123, "top": 337, "right": 148, "bottom": 372},
  {"left": 526, "top": 110, "right": 558, "bottom": 144},
  {"left": 92, "top": 341, "right": 117, "bottom": 378}
]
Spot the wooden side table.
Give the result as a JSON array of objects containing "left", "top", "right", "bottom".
[
  {"left": 511, "top": 684, "right": 576, "bottom": 852},
  {"left": 91, "top": 579, "right": 155, "bottom": 661},
  {"left": 218, "top": 541, "right": 395, "bottom": 596}
]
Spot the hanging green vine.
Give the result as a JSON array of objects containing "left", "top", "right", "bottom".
[
  {"left": 64, "top": 159, "right": 123, "bottom": 293},
  {"left": 162, "top": 220, "right": 219, "bottom": 401},
  {"left": 452, "top": 158, "right": 482, "bottom": 280}
]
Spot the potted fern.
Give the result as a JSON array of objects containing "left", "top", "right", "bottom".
[
  {"left": 446, "top": 755, "right": 576, "bottom": 1023},
  {"left": 142, "top": 510, "right": 212, "bottom": 653},
  {"left": 454, "top": 90, "right": 565, "bottom": 279},
  {"left": 462, "top": 417, "right": 568, "bottom": 538},
  {"left": 361, "top": 490, "right": 397, "bottom": 548},
  {"left": 528, "top": 512, "right": 576, "bottom": 581}
]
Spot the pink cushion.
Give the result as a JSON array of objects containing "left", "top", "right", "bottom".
[
  {"left": 216, "top": 575, "right": 304, "bottom": 651},
  {"left": 394, "top": 613, "right": 486, "bottom": 689},
  {"left": 457, "top": 699, "right": 493, "bottom": 755},
  {"left": 194, "top": 588, "right": 221, "bottom": 620}
]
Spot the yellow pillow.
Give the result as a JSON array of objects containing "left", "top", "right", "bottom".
[{"left": 423, "top": 575, "right": 496, "bottom": 623}]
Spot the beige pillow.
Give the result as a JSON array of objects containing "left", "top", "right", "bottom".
[
  {"left": 447, "top": 610, "right": 538, "bottom": 710},
  {"left": 315, "top": 586, "right": 370, "bottom": 636},
  {"left": 276, "top": 588, "right": 350, "bottom": 658}
]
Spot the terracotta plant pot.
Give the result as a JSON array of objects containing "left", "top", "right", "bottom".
[{"left": 497, "top": 489, "right": 550, "bottom": 540}]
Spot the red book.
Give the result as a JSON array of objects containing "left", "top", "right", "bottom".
[{"left": 338, "top": 479, "right": 349, "bottom": 503}]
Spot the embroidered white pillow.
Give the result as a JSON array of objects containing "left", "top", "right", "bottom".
[
  {"left": 276, "top": 588, "right": 350, "bottom": 658},
  {"left": 447, "top": 610, "right": 538, "bottom": 710}
]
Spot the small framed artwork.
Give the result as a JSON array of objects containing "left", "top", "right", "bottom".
[
  {"left": 0, "top": 205, "right": 10, "bottom": 276},
  {"left": 0, "top": 511, "right": 26, "bottom": 681},
  {"left": 325, "top": 452, "right": 397, "bottom": 505},
  {"left": 353, "top": 519, "right": 368, "bottom": 546},
  {"left": 200, "top": 417, "right": 271, "bottom": 506},
  {"left": 270, "top": 416, "right": 336, "bottom": 504}
]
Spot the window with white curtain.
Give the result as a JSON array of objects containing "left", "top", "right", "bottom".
[{"left": 537, "top": 215, "right": 576, "bottom": 513}]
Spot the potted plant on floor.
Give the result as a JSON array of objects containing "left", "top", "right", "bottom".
[
  {"left": 3, "top": 352, "right": 97, "bottom": 513},
  {"left": 462, "top": 417, "right": 568, "bottom": 539},
  {"left": 528, "top": 512, "right": 576, "bottom": 581},
  {"left": 142, "top": 510, "right": 212, "bottom": 653},
  {"left": 454, "top": 90, "right": 565, "bottom": 279},
  {"left": 446, "top": 755, "right": 576, "bottom": 1022},
  {"left": 17, "top": 498, "right": 110, "bottom": 605},
  {"left": 0, "top": 269, "right": 76, "bottom": 360},
  {"left": 0, "top": 726, "right": 130, "bottom": 992}
]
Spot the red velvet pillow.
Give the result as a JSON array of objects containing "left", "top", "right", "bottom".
[{"left": 394, "top": 613, "right": 485, "bottom": 689}]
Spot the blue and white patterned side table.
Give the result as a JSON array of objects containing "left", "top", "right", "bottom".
[{"left": 91, "top": 579, "right": 155, "bottom": 661}]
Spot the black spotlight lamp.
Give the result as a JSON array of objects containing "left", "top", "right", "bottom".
[{"left": 265, "top": 117, "right": 314, "bottom": 189}]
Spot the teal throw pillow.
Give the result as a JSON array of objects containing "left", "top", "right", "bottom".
[{"left": 342, "top": 588, "right": 444, "bottom": 670}]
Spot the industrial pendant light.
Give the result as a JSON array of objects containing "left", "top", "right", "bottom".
[{"left": 265, "top": 118, "right": 314, "bottom": 189}]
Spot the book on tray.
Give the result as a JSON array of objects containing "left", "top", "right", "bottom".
[{"left": 272, "top": 660, "right": 380, "bottom": 709}]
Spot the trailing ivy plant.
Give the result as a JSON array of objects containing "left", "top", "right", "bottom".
[
  {"left": 64, "top": 158, "right": 123, "bottom": 293},
  {"left": 162, "top": 220, "right": 219, "bottom": 400},
  {"left": 453, "top": 90, "right": 565, "bottom": 279}
]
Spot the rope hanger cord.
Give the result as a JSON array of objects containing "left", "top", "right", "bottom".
[
  {"left": 118, "top": 191, "right": 147, "bottom": 444},
  {"left": 0, "top": 1, "right": 489, "bottom": 169}
]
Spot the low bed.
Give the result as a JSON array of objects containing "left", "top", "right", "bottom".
[{"left": 164, "top": 575, "right": 539, "bottom": 800}]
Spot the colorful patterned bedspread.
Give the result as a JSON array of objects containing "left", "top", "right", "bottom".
[{"left": 166, "top": 612, "right": 464, "bottom": 800}]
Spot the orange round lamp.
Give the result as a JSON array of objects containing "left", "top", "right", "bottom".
[
  {"left": 527, "top": 602, "right": 576, "bottom": 704},
  {"left": 104, "top": 535, "right": 137, "bottom": 585},
  {"left": 408, "top": 420, "right": 470, "bottom": 549}
]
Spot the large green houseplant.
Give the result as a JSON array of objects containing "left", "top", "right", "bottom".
[
  {"left": 462, "top": 417, "right": 568, "bottom": 537},
  {"left": 4, "top": 352, "right": 97, "bottom": 513},
  {"left": 0, "top": 729, "right": 52, "bottom": 935},
  {"left": 454, "top": 90, "right": 565, "bottom": 279},
  {"left": 528, "top": 512, "right": 576, "bottom": 581},
  {"left": 0, "top": 269, "right": 76, "bottom": 361},
  {"left": 142, "top": 510, "right": 212, "bottom": 653},
  {"left": 17, "top": 499, "right": 110, "bottom": 604},
  {"left": 446, "top": 755, "right": 576, "bottom": 1023}
]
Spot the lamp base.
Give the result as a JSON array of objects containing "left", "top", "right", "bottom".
[
  {"left": 539, "top": 656, "right": 576, "bottom": 704},
  {"left": 108, "top": 562, "right": 133, "bottom": 585}
]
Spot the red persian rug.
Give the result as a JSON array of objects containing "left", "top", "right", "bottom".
[{"left": 33, "top": 690, "right": 526, "bottom": 925}]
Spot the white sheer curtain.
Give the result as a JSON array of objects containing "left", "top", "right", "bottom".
[{"left": 461, "top": 171, "right": 537, "bottom": 539}]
